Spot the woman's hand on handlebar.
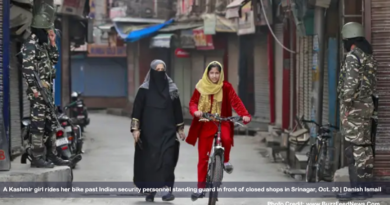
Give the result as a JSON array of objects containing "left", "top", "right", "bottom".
[
  {"left": 194, "top": 111, "right": 203, "bottom": 118},
  {"left": 243, "top": 116, "right": 251, "bottom": 123}
]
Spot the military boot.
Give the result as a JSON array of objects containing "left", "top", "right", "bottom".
[
  {"left": 30, "top": 147, "right": 55, "bottom": 168},
  {"left": 47, "top": 152, "right": 70, "bottom": 166},
  {"left": 337, "top": 165, "right": 366, "bottom": 201}
]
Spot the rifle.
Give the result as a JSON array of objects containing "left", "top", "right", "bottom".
[
  {"left": 32, "top": 70, "right": 62, "bottom": 130},
  {"left": 371, "top": 94, "right": 379, "bottom": 158}
]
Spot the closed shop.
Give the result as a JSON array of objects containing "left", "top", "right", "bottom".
[
  {"left": 274, "top": 23, "right": 284, "bottom": 127},
  {"left": 322, "top": 49, "right": 329, "bottom": 125},
  {"left": 296, "top": 36, "right": 313, "bottom": 121},
  {"left": 371, "top": 0, "right": 390, "bottom": 178},
  {"left": 254, "top": 32, "right": 270, "bottom": 124},
  {"left": 191, "top": 52, "right": 205, "bottom": 90},
  {"left": 172, "top": 57, "right": 192, "bottom": 115},
  {"left": 9, "top": 42, "right": 22, "bottom": 156},
  {"left": 227, "top": 35, "right": 239, "bottom": 91},
  {"left": 71, "top": 57, "right": 127, "bottom": 108}
]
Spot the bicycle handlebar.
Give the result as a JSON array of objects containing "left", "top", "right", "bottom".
[
  {"left": 301, "top": 119, "right": 339, "bottom": 130},
  {"left": 200, "top": 113, "right": 244, "bottom": 126}
]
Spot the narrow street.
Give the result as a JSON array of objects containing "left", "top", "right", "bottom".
[{"left": 1, "top": 113, "right": 388, "bottom": 204}]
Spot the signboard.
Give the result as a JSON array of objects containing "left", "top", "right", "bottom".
[
  {"left": 89, "top": 0, "right": 96, "bottom": 19},
  {"left": 110, "top": 7, "right": 127, "bottom": 19},
  {"left": 175, "top": 48, "right": 190, "bottom": 58},
  {"left": 150, "top": 34, "right": 174, "bottom": 48},
  {"left": 87, "top": 45, "right": 127, "bottom": 57},
  {"left": 193, "top": 29, "right": 214, "bottom": 50},
  {"left": 55, "top": 0, "right": 86, "bottom": 17},
  {"left": 203, "top": 14, "right": 216, "bottom": 35},
  {"left": 238, "top": 9, "right": 255, "bottom": 35},
  {"left": 180, "top": 30, "right": 196, "bottom": 49}
]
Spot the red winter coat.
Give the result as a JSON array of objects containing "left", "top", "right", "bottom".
[{"left": 185, "top": 81, "right": 251, "bottom": 146}]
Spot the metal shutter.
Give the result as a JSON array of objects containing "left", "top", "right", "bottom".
[
  {"left": 305, "top": 37, "right": 313, "bottom": 122},
  {"left": 371, "top": 0, "right": 390, "bottom": 178},
  {"left": 191, "top": 52, "right": 205, "bottom": 90},
  {"left": 254, "top": 32, "right": 270, "bottom": 123},
  {"left": 0, "top": 0, "right": 3, "bottom": 114},
  {"left": 322, "top": 48, "right": 329, "bottom": 124},
  {"left": 9, "top": 42, "right": 22, "bottom": 154},
  {"left": 274, "top": 23, "right": 284, "bottom": 127}
]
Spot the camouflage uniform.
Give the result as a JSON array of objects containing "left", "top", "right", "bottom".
[
  {"left": 21, "top": 33, "right": 59, "bottom": 164},
  {"left": 338, "top": 46, "right": 377, "bottom": 182}
]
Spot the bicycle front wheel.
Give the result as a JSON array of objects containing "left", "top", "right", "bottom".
[{"left": 208, "top": 154, "right": 223, "bottom": 205}]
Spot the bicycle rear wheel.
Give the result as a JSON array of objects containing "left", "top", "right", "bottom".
[
  {"left": 208, "top": 154, "right": 223, "bottom": 205},
  {"left": 305, "top": 148, "right": 317, "bottom": 183}
]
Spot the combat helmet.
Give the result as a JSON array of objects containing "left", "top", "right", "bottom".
[
  {"left": 31, "top": 0, "right": 56, "bottom": 29},
  {"left": 341, "top": 22, "right": 364, "bottom": 40}
]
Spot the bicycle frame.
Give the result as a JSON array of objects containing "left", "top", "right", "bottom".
[{"left": 207, "top": 117, "right": 225, "bottom": 186}]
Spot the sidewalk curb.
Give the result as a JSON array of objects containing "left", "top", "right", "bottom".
[{"left": 0, "top": 163, "right": 72, "bottom": 186}]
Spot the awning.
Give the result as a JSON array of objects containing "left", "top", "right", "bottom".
[
  {"left": 226, "top": 0, "right": 245, "bottom": 8},
  {"left": 216, "top": 16, "right": 237, "bottom": 32},
  {"left": 114, "top": 18, "right": 174, "bottom": 42},
  {"left": 160, "top": 23, "right": 203, "bottom": 32},
  {"left": 97, "top": 24, "right": 114, "bottom": 31},
  {"left": 226, "top": 0, "right": 251, "bottom": 19},
  {"left": 150, "top": 34, "right": 176, "bottom": 48}
]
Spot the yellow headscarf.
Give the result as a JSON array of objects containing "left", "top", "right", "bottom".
[{"left": 195, "top": 61, "right": 225, "bottom": 116}]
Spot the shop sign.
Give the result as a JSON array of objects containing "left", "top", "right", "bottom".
[
  {"left": 175, "top": 48, "right": 190, "bottom": 58},
  {"left": 89, "top": 0, "right": 96, "bottom": 19},
  {"left": 110, "top": 7, "right": 127, "bottom": 19},
  {"left": 193, "top": 29, "right": 214, "bottom": 50},
  {"left": 180, "top": 30, "right": 196, "bottom": 49},
  {"left": 55, "top": 0, "right": 86, "bottom": 17},
  {"left": 87, "top": 45, "right": 127, "bottom": 57},
  {"left": 237, "top": 1, "right": 255, "bottom": 35},
  {"left": 203, "top": 14, "right": 216, "bottom": 35}
]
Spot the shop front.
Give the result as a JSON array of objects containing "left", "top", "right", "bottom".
[
  {"left": 71, "top": 45, "right": 127, "bottom": 108},
  {"left": 369, "top": 0, "right": 390, "bottom": 178}
]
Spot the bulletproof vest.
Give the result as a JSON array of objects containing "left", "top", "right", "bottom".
[{"left": 352, "top": 48, "right": 377, "bottom": 100}]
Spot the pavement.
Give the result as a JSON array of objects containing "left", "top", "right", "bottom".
[{"left": 0, "top": 113, "right": 389, "bottom": 204}]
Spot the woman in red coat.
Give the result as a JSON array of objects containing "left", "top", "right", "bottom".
[{"left": 185, "top": 61, "right": 251, "bottom": 199}]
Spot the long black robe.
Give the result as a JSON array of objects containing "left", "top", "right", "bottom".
[{"left": 131, "top": 73, "right": 184, "bottom": 191}]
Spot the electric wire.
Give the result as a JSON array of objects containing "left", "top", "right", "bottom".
[{"left": 259, "top": 0, "right": 296, "bottom": 53}]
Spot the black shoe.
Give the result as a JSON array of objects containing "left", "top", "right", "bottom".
[
  {"left": 145, "top": 192, "right": 156, "bottom": 202},
  {"left": 191, "top": 191, "right": 205, "bottom": 201},
  {"left": 31, "top": 157, "right": 55, "bottom": 168},
  {"left": 162, "top": 192, "right": 175, "bottom": 201},
  {"left": 47, "top": 154, "right": 70, "bottom": 166},
  {"left": 69, "top": 154, "right": 82, "bottom": 167}
]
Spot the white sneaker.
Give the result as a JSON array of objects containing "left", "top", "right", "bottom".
[{"left": 224, "top": 162, "right": 234, "bottom": 174}]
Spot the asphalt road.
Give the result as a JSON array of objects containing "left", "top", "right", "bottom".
[{"left": 1, "top": 113, "right": 389, "bottom": 205}]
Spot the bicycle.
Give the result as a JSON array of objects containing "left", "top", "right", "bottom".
[
  {"left": 302, "top": 119, "right": 339, "bottom": 183},
  {"left": 192, "top": 113, "right": 245, "bottom": 205}
]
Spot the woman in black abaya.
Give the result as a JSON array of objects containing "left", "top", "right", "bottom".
[{"left": 131, "top": 60, "right": 186, "bottom": 202}]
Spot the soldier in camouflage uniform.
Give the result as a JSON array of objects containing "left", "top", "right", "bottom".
[
  {"left": 337, "top": 22, "right": 377, "bottom": 201},
  {"left": 21, "top": 1, "right": 69, "bottom": 168}
]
